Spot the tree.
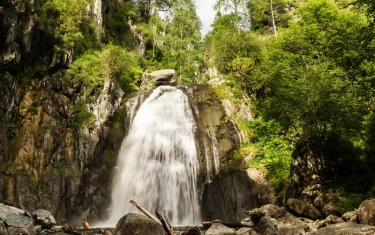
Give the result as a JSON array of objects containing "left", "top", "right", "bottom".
[
  {"left": 162, "top": 0, "right": 203, "bottom": 83},
  {"left": 214, "top": 0, "right": 250, "bottom": 30}
]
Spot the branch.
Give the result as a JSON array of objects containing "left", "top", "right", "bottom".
[
  {"left": 129, "top": 200, "right": 162, "bottom": 225},
  {"left": 155, "top": 210, "right": 174, "bottom": 235}
]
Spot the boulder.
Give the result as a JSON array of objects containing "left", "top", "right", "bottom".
[
  {"left": 0, "top": 221, "right": 8, "bottom": 235},
  {"left": 357, "top": 199, "right": 375, "bottom": 226},
  {"left": 113, "top": 213, "right": 165, "bottom": 235},
  {"left": 32, "top": 209, "right": 56, "bottom": 228},
  {"left": 286, "top": 198, "right": 306, "bottom": 217},
  {"left": 235, "top": 227, "right": 258, "bottom": 235},
  {"left": 317, "top": 215, "right": 344, "bottom": 228},
  {"left": 314, "top": 222, "right": 375, "bottom": 235},
  {"left": 277, "top": 213, "right": 305, "bottom": 235},
  {"left": 342, "top": 211, "right": 357, "bottom": 222},
  {"left": 141, "top": 69, "right": 177, "bottom": 89},
  {"left": 205, "top": 222, "right": 236, "bottom": 235},
  {"left": 286, "top": 198, "right": 321, "bottom": 220},
  {"left": 0, "top": 204, "right": 25, "bottom": 220},
  {"left": 322, "top": 202, "right": 340, "bottom": 218},
  {"left": 254, "top": 217, "right": 278, "bottom": 235},
  {"left": 4, "top": 214, "right": 35, "bottom": 235}
]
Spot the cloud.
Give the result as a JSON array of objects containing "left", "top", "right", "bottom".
[{"left": 194, "top": 0, "right": 217, "bottom": 35}]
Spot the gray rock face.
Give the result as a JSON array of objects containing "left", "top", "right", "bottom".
[
  {"left": 205, "top": 222, "right": 236, "bottom": 235},
  {"left": 342, "top": 211, "right": 357, "bottom": 222},
  {"left": 141, "top": 69, "right": 177, "bottom": 89},
  {"left": 32, "top": 209, "right": 56, "bottom": 228},
  {"left": 358, "top": 199, "right": 375, "bottom": 226},
  {"left": 201, "top": 171, "right": 260, "bottom": 223},
  {"left": 113, "top": 213, "right": 165, "bottom": 235}
]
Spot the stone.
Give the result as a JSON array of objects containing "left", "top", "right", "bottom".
[
  {"left": 201, "top": 171, "right": 260, "bottom": 223},
  {"left": 254, "top": 217, "right": 278, "bottom": 235},
  {"left": 357, "top": 199, "right": 375, "bottom": 226},
  {"left": 314, "top": 222, "right": 375, "bottom": 235},
  {"left": 141, "top": 69, "right": 177, "bottom": 89},
  {"left": 5, "top": 214, "right": 35, "bottom": 235},
  {"left": 342, "top": 211, "right": 357, "bottom": 222},
  {"left": 113, "top": 213, "right": 165, "bottom": 235},
  {"left": 181, "top": 226, "right": 201, "bottom": 235},
  {"left": 286, "top": 198, "right": 321, "bottom": 220},
  {"left": 317, "top": 215, "right": 344, "bottom": 228},
  {"left": 322, "top": 202, "right": 340, "bottom": 218},
  {"left": 0, "top": 204, "right": 25, "bottom": 218},
  {"left": 205, "top": 222, "right": 236, "bottom": 235},
  {"left": 0, "top": 221, "right": 8, "bottom": 235},
  {"left": 32, "top": 209, "right": 56, "bottom": 228},
  {"left": 235, "top": 227, "right": 257, "bottom": 235},
  {"left": 260, "top": 205, "right": 288, "bottom": 219},
  {"left": 277, "top": 213, "right": 305, "bottom": 235},
  {"left": 241, "top": 217, "right": 256, "bottom": 227},
  {"left": 286, "top": 198, "right": 306, "bottom": 217}
]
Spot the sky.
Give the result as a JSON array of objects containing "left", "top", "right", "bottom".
[{"left": 194, "top": 0, "right": 217, "bottom": 35}]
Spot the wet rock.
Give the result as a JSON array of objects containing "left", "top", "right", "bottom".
[
  {"left": 357, "top": 199, "right": 375, "bottom": 226},
  {"left": 113, "top": 213, "right": 165, "bottom": 235},
  {"left": 205, "top": 222, "right": 236, "bottom": 235},
  {"left": 32, "top": 209, "right": 56, "bottom": 228}
]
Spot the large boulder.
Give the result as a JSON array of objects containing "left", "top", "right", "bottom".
[
  {"left": 4, "top": 214, "right": 35, "bottom": 235},
  {"left": 141, "top": 69, "right": 177, "bottom": 89},
  {"left": 314, "top": 222, "right": 375, "bottom": 235},
  {"left": 321, "top": 202, "right": 340, "bottom": 218},
  {"left": 277, "top": 213, "right": 305, "bottom": 235},
  {"left": 205, "top": 222, "right": 236, "bottom": 235},
  {"left": 32, "top": 209, "right": 56, "bottom": 228},
  {"left": 357, "top": 199, "right": 375, "bottom": 226},
  {"left": 113, "top": 213, "right": 165, "bottom": 235},
  {"left": 286, "top": 198, "right": 321, "bottom": 220}
]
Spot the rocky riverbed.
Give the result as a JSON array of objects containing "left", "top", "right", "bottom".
[{"left": 2, "top": 197, "right": 375, "bottom": 235}]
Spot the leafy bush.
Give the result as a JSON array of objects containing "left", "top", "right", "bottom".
[
  {"left": 65, "top": 44, "right": 141, "bottom": 96},
  {"left": 247, "top": 119, "right": 293, "bottom": 194},
  {"left": 73, "top": 101, "right": 96, "bottom": 128}
]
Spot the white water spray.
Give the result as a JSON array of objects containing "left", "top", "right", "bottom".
[{"left": 103, "top": 86, "right": 200, "bottom": 227}]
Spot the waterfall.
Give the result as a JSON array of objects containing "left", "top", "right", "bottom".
[{"left": 103, "top": 86, "right": 200, "bottom": 226}]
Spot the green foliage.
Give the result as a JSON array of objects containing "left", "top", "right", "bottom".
[
  {"left": 338, "top": 193, "right": 373, "bottom": 213},
  {"left": 35, "top": 0, "right": 98, "bottom": 52},
  {"left": 103, "top": 0, "right": 138, "bottom": 48},
  {"left": 247, "top": 119, "right": 293, "bottom": 194},
  {"left": 65, "top": 44, "right": 141, "bottom": 96},
  {"left": 162, "top": 0, "right": 203, "bottom": 83},
  {"left": 73, "top": 101, "right": 96, "bottom": 128},
  {"left": 4, "top": 72, "right": 13, "bottom": 81}
]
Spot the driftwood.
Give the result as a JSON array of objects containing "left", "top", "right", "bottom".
[
  {"left": 129, "top": 200, "right": 175, "bottom": 235},
  {"left": 155, "top": 210, "right": 174, "bottom": 235},
  {"left": 129, "top": 200, "right": 162, "bottom": 225}
]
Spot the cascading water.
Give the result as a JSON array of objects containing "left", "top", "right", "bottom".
[{"left": 103, "top": 86, "right": 200, "bottom": 227}]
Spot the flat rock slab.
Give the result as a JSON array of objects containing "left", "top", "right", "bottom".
[{"left": 313, "top": 222, "right": 375, "bottom": 235}]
